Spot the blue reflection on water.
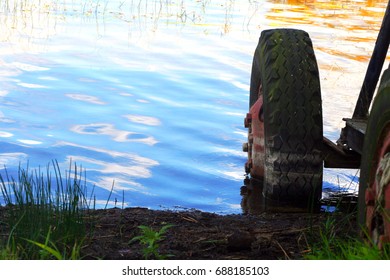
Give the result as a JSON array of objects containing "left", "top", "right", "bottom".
[{"left": 0, "top": 8, "right": 248, "bottom": 213}]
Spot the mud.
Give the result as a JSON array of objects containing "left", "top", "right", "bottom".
[{"left": 81, "top": 207, "right": 358, "bottom": 260}]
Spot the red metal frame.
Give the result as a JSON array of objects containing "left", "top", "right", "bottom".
[{"left": 244, "top": 93, "right": 264, "bottom": 179}]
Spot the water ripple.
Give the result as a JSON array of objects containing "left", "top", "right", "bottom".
[
  {"left": 65, "top": 93, "right": 106, "bottom": 105},
  {"left": 71, "top": 123, "right": 158, "bottom": 145}
]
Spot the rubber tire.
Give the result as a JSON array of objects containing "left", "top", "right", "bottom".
[
  {"left": 250, "top": 29, "right": 323, "bottom": 208},
  {"left": 358, "top": 67, "right": 390, "bottom": 232}
]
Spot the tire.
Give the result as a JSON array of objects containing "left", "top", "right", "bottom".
[
  {"left": 250, "top": 29, "right": 323, "bottom": 208},
  {"left": 358, "top": 68, "right": 390, "bottom": 248}
]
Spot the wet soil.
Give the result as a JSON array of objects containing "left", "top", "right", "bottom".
[{"left": 81, "top": 207, "right": 358, "bottom": 260}]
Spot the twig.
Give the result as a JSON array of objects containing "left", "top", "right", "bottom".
[
  {"left": 253, "top": 227, "right": 314, "bottom": 235},
  {"left": 274, "top": 240, "right": 291, "bottom": 260},
  {"left": 181, "top": 216, "right": 199, "bottom": 223}
]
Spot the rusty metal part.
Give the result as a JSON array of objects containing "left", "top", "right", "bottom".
[
  {"left": 322, "top": 137, "right": 361, "bottom": 168},
  {"left": 336, "top": 118, "right": 367, "bottom": 156},
  {"left": 244, "top": 94, "right": 264, "bottom": 178},
  {"left": 365, "top": 128, "right": 390, "bottom": 249}
]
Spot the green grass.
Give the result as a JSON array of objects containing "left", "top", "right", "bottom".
[
  {"left": 306, "top": 238, "right": 390, "bottom": 260},
  {"left": 0, "top": 160, "right": 94, "bottom": 260},
  {"left": 305, "top": 211, "right": 390, "bottom": 260}
]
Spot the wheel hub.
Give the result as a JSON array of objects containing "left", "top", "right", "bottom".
[{"left": 244, "top": 87, "right": 265, "bottom": 179}]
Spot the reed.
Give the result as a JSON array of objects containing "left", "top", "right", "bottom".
[{"left": 0, "top": 160, "right": 94, "bottom": 259}]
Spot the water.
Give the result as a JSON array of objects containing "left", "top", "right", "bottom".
[{"left": 0, "top": 0, "right": 387, "bottom": 213}]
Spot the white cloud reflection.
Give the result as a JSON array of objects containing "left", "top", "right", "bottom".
[
  {"left": 18, "top": 139, "right": 42, "bottom": 145},
  {"left": 11, "top": 62, "right": 49, "bottom": 72},
  {"left": 218, "top": 170, "right": 244, "bottom": 181},
  {"left": 0, "top": 131, "right": 13, "bottom": 137},
  {"left": 88, "top": 175, "right": 152, "bottom": 195},
  {"left": 68, "top": 155, "right": 153, "bottom": 179},
  {"left": 54, "top": 141, "right": 158, "bottom": 195},
  {"left": 0, "top": 152, "right": 28, "bottom": 167},
  {"left": 215, "top": 197, "right": 241, "bottom": 211},
  {"left": 124, "top": 114, "right": 161, "bottom": 126},
  {"left": 0, "top": 90, "right": 9, "bottom": 97},
  {"left": 54, "top": 141, "right": 159, "bottom": 167},
  {"left": 17, "top": 82, "right": 48, "bottom": 89},
  {"left": 0, "top": 111, "right": 15, "bottom": 124},
  {"left": 71, "top": 123, "right": 158, "bottom": 145},
  {"left": 65, "top": 93, "right": 106, "bottom": 105}
]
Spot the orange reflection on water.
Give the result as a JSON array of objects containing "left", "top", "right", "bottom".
[
  {"left": 273, "top": 0, "right": 386, "bottom": 7},
  {"left": 267, "top": 0, "right": 387, "bottom": 29},
  {"left": 264, "top": 0, "right": 389, "bottom": 62},
  {"left": 317, "top": 46, "right": 371, "bottom": 62}
]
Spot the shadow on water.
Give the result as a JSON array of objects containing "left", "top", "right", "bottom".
[
  {"left": 240, "top": 177, "right": 314, "bottom": 215},
  {"left": 240, "top": 177, "right": 358, "bottom": 215},
  {"left": 321, "top": 191, "right": 358, "bottom": 213}
]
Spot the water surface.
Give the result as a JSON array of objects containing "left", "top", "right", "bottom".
[{"left": 0, "top": 0, "right": 387, "bottom": 213}]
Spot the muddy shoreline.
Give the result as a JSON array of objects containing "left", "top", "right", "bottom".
[{"left": 80, "top": 207, "right": 357, "bottom": 260}]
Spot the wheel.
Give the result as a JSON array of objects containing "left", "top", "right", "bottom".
[
  {"left": 359, "top": 68, "right": 390, "bottom": 249},
  {"left": 245, "top": 29, "right": 323, "bottom": 209}
]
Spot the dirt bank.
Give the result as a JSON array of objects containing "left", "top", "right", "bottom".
[{"left": 81, "top": 207, "right": 358, "bottom": 260}]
